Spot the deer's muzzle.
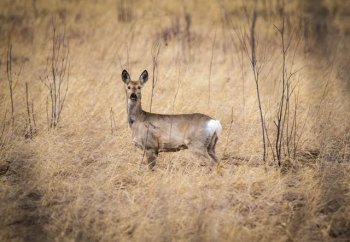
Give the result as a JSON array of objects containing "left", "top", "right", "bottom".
[{"left": 130, "top": 93, "right": 137, "bottom": 101}]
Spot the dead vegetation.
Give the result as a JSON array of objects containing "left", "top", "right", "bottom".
[{"left": 0, "top": 0, "right": 349, "bottom": 241}]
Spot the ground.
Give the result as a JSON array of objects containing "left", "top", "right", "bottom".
[{"left": 0, "top": 0, "right": 349, "bottom": 241}]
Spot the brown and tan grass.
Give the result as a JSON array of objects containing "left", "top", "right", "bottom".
[{"left": 0, "top": 0, "right": 349, "bottom": 241}]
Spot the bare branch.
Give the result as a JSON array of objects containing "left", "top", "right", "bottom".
[
  {"left": 149, "top": 41, "right": 161, "bottom": 112},
  {"left": 25, "top": 82, "right": 33, "bottom": 139},
  {"left": 208, "top": 26, "right": 217, "bottom": 106},
  {"left": 0, "top": 110, "right": 8, "bottom": 147},
  {"left": 6, "top": 42, "right": 14, "bottom": 127},
  {"left": 41, "top": 18, "right": 70, "bottom": 129}
]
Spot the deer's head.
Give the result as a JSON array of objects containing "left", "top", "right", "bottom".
[{"left": 121, "top": 70, "right": 148, "bottom": 102}]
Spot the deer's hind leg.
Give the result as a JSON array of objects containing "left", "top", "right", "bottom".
[
  {"left": 207, "top": 133, "right": 219, "bottom": 163},
  {"left": 187, "top": 140, "right": 213, "bottom": 165}
]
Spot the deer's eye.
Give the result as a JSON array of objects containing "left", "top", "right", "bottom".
[
  {"left": 138, "top": 86, "right": 141, "bottom": 89},
  {"left": 127, "top": 86, "right": 131, "bottom": 89}
]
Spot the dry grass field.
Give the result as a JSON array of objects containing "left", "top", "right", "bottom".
[{"left": 0, "top": 0, "right": 349, "bottom": 241}]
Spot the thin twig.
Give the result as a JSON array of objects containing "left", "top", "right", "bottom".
[
  {"left": 46, "top": 95, "right": 49, "bottom": 130},
  {"left": 250, "top": 8, "right": 267, "bottom": 162},
  {"left": 110, "top": 107, "right": 117, "bottom": 135},
  {"left": 25, "top": 82, "right": 33, "bottom": 139},
  {"left": 223, "top": 107, "right": 234, "bottom": 157},
  {"left": 0, "top": 110, "right": 8, "bottom": 148},
  {"left": 208, "top": 26, "right": 217, "bottom": 107},
  {"left": 6, "top": 42, "right": 14, "bottom": 127},
  {"left": 31, "top": 101, "right": 36, "bottom": 131},
  {"left": 149, "top": 42, "right": 160, "bottom": 112}
]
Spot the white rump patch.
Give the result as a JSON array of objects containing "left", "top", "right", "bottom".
[{"left": 206, "top": 119, "right": 222, "bottom": 137}]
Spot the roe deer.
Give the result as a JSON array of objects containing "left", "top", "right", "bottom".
[{"left": 121, "top": 69, "right": 222, "bottom": 169}]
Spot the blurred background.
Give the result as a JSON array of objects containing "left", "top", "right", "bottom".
[{"left": 0, "top": 0, "right": 349, "bottom": 241}]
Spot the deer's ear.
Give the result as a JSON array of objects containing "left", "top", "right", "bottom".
[
  {"left": 139, "top": 70, "right": 148, "bottom": 85},
  {"left": 121, "top": 70, "right": 130, "bottom": 84}
]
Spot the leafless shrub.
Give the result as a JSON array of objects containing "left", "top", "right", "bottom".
[
  {"left": 184, "top": 12, "right": 192, "bottom": 46},
  {"left": 235, "top": 2, "right": 306, "bottom": 166},
  {"left": 160, "top": 17, "right": 181, "bottom": 45},
  {"left": 158, "top": 11, "right": 193, "bottom": 62},
  {"left": 273, "top": 5, "right": 305, "bottom": 165},
  {"left": 5, "top": 42, "right": 25, "bottom": 132},
  {"left": 32, "top": 0, "right": 38, "bottom": 18},
  {"left": 159, "top": 11, "right": 193, "bottom": 45},
  {"left": 40, "top": 19, "right": 70, "bottom": 129},
  {"left": 286, "top": 89, "right": 310, "bottom": 160},
  {"left": 117, "top": 0, "right": 133, "bottom": 23},
  {"left": 298, "top": 0, "right": 331, "bottom": 52},
  {"left": 24, "top": 82, "right": 37, "bottom": 139}
]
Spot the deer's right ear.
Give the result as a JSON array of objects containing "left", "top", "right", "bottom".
[{"left": 121, "top": 70, "right": 130, "bottom": 84}]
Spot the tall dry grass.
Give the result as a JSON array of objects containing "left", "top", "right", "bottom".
[{"left": 0, "top": 0, "right": 349, "bottom": 241}]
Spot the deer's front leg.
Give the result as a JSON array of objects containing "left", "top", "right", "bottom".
[{"left": 145, "top": 149, "right": 158, "bottom": 169}]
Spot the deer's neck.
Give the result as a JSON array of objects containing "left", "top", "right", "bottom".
[{"left": 127, "top": 100, "right": 145, "bottom": 127}]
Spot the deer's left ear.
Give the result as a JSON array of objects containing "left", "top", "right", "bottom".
[{"left": 139, "top": 70, "right": 148, "bottom": 85}]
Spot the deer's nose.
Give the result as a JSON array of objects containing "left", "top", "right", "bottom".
[{"left": 130, "top": 93, "right": 137, "bottom": 101}]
